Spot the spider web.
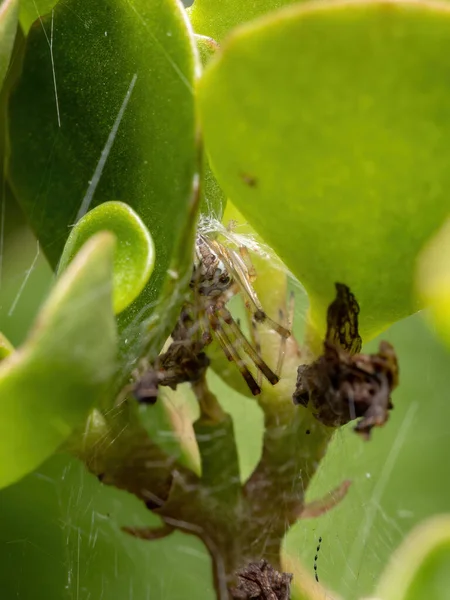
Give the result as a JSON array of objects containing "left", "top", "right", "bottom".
[{"left": 2, "top": 1, "right": 450, "bottom": 599}]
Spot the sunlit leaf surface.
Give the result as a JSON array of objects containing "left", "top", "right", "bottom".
[
  {"left": 198, "top": 0, "right": 450, "bottom": 341},
  {"left": 0, "top": 233, "right": 117, "bottom": 489},
  {"left": 188, "top": 0, "right": 296, "bottom": 42}
]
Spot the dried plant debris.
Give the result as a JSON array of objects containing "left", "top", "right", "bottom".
[
  {"left": 134, "top": 233, "right": 290, "bottom": 402},
  {"left": 325, "top": 283, "right": 362, "bottom": 354},
  {"left": 231, "top": 560, "right": 293, "bottom": 600},
  {"left": 293, "top": 283, "right": 399, "bottom": 438}
]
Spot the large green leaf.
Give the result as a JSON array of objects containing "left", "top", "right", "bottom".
[
  {"left": 198, "top": 0, "right": 450, "bottom": 342},
  {"left": 0, "top": 0, "right": 17, "bottom": 91},
  {"left": 188, "top": 0, "right": 295, "bottom": 42},
  {"left": 7, "top": 0, "right": 199, "bottom": 349},
  {"left": 0, "top": 232, "right": 117, "bottom": 489}
]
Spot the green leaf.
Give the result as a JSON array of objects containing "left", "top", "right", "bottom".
[
  {"left": 0, "top": 232, "right": 117, "bottom": 489},
  {"left": 188, "top": 0, "right": 295, "bottom": 42},
  {"left": 0, "top": 0, "right": 18, "bottom": 91},
  {"left": 417, "top": 218, "right": 450, "bottom": 349},
  {"left": 198, "top": 0, "right": 450, "bottom": 342},
  {"left": 376, "top": 515, "right": 450, "bottom": 600},
  {"left": 0, "top": 452, "right": 213, "bottom": 600},
  {"left": 282, "top": 554, "right": 336, "bottom": 600},
  {"left": 0, "top": 332, "right": 13, "bottom": 360},
  {"left": 19, "top": 0, "right": 57, "bottom": 33},
  {"left": 58, "top": 201, "right": 155, "bottom": 315},
  {"left": 7, "top": 0, "right": 199, "bottom": 351}
]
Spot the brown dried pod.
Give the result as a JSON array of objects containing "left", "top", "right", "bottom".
[
  {"left": 231, "top": 559, "right": 293, "bottom": 600},
  {"left": 293, "top": 283, "right": 399, "bottom": 438}
]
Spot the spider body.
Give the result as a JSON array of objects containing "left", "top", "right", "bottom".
[
  {"left": 188, "top": 234, "right": 292, "bottom": 395},
  {"left": 133, "top": 233, "right": 291, "bottom": 403},
  {"left": 193, "top": 234, "right": 232, "bottom": 298}
]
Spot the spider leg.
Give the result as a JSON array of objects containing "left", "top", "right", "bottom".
[
  {"left": 276, "top": 290, "right": 295, "bottom": 377},
  {"left": 225, "top": 245, "right": 292, "bottom": 340},
  {"left": 251, "top": 316, "right": 263, "bottom": 389},
  {"left": 200, "top": 235, "right": 291, "bottom": 339},
  {"left": 238, "top": 245, "right": 257, "bottom": 282},
  {"left": 253, "top": 309, "right": 291, "bottom": 339},
  {"left": 217, "top": 305, "right": 279, "bottom": 386},
  {"left": 202, "top": 236, "right": 258, "bottom": 306},
  {"left": 223, "top": 244, "right": 292, "bottom": 339},
  {"left": 207, "top": 306, "right": 261, "bottom": 396},
  {"left": 197, "top": 306, "right": 213, "bottom": 346}
]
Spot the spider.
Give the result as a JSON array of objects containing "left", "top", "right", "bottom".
[{"left": 133, "top": 233, "right": 291, "bottom": 403}]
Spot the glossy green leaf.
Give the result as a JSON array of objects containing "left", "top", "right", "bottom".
[
  {"left": 8, "top": 0, "right": 199, "bottom": 351},
  {"left": 376, "top": 515, "right": 450, "bottom": 600},
  {"left": 188, "top": 0, "right": 295, "bottom": 42},
  {"left": 58, "top": 201, "right": 155, "bottom": 315},
  {"left": 198, "top": 0, "right": 450, "bottom": 342},
  {"left": 417, "top": 218, "right": 450, "bottom": 349},
  {"left": 0, "top": 232, "right": 117, "bottom": 489},
  {"left": 0, "top": 0, "right": 18, "bottom": 91}
]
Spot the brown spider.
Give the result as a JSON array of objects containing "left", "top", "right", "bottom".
[
  {"left": 133, "top": 233, "right": 291, "bottom": 403},
  {"left": 190, "top": 234, "right": 290, "bottom": 393},
  {"left": 293, "top": 283, "right": 399, "bottom": 438}
]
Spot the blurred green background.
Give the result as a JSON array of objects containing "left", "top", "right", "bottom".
[{"left": 1, "top": 196, "right": 449, "bottom": 599}]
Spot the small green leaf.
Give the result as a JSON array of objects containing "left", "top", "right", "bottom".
[
  {"left": 58, "top": 201, "right": 155, "bottom": 315},
  {"left": 198, "top": 0, "right": 450, "bottom": 342},
  {"left": 8, "top": 0, "right": 199, "bottom": 354},
  {"left": 188, "top": 0, "right": 295, "bottom": 42},
  {"left": 0, "top": 232, "right": 117, "bottom": 489},
  {"left": 0, "top": 0, "right": 18, "bottom": 91},
  {"left": 376, "top": 515, "right": 450, "bottom": 600}
]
